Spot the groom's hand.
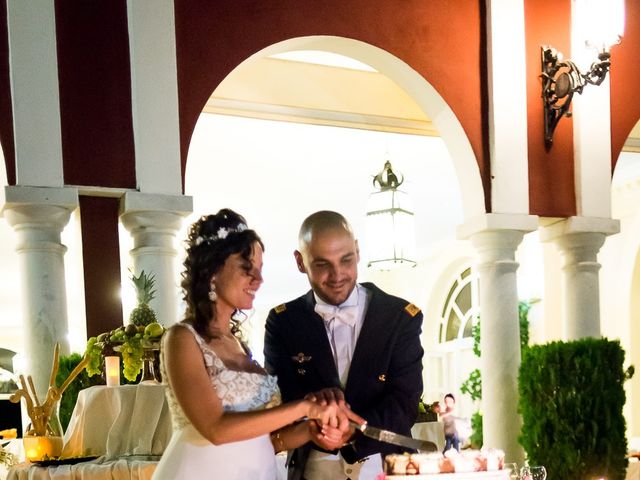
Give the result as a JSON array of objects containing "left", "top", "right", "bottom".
[{"left": 305, "top": 387, "right": 346, "bottom": 407}]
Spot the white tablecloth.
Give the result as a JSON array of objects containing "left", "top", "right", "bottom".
[
  {"left": 62, "top": 384, "right": 171, "bottom": 459},
  {"left": 412, "top": 421, "right": 446, "bottom": 452},
  {"left": 7, "top": 457, "right": 157, "bottom": 480}
]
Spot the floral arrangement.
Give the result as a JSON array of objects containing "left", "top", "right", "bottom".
[
  {"left": 0, "top": 429, "right": 17, "bottom": 467},
  {"left": 0, "top": 444, "right": 17, "bottom": 468},
  {"left": 416, "top": 398, "right": 439, "bottom": 423}
]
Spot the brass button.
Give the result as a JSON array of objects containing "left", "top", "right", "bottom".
[
  {"left": 378, "top": 374, "right": 386, "bottom": 382},
  {"left": 346, "top": 468, "right": 352, "bottom": 474}
]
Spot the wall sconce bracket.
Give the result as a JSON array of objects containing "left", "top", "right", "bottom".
[{"left": 541, "top": 46, "right": 611, "bottom": 149}]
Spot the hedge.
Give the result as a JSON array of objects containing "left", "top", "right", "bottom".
[{"left": 518, "top": 338, "right": 633, "bottom": 480}]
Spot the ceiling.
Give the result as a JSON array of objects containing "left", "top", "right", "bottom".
[{"left": 204, "top": 51, "right": 640, "bottom": 152}]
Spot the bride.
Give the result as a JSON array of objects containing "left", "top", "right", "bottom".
[{"left": 153, "top": 209, "right": 357, "bottom": 480}]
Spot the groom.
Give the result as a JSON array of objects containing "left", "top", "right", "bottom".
[{"left": 264, "top": 210, "right": 424, "bottom": 480}]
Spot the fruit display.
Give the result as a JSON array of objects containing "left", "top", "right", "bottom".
[
  {"left": 84, "top": 321, "right": 165, "bottom": 382},
  {"left": 84, "top": 270, "right": 164, "bottom": 382}
]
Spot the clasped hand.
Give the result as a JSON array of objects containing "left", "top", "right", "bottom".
[{"left": 305, "top": 387, "right": 365, "bottom": 450}]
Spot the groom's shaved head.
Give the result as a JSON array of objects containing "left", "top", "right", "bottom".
[{"left": 298, "top": 211, "right": 354, "bottom": 252}]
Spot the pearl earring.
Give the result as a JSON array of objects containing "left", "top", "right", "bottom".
[{"left": 209, "top": 282, "right": 217, "bottom": 302}]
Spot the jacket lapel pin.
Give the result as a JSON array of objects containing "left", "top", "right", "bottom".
[{"left": 292, "top": 352, "right": 312, "bottom": 364}]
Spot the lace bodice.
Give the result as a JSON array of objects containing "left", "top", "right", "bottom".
[{"left": 160, "top": 322, "right": 281, "bottom": 431}]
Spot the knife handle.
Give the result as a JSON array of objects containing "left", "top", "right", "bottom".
[{"left": 349, "top": 420, "right": 367, "bottom": 431}]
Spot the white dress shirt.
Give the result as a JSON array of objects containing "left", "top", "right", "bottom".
[{"left": 313, "top": 283, "right": 368, "bottom": 388}]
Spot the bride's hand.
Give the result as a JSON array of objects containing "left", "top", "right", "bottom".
[{"left": 309, "top": 421, "right": 345, "bottom": 450}]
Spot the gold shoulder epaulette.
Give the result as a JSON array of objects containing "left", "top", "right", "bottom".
[
  {"left": 404, "top": 303, "right": 421, "bottom": 317},
  {"left": 274, "top": 304, "right": 287, "bottom": 314}
]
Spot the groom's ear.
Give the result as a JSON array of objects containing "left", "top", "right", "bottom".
[{"left": 294, "top": 250, "right": 306, "bottom": 273}]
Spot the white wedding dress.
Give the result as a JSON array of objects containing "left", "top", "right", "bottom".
[{"left": 153, "top": 322, "right": 281, "bottom": 480}]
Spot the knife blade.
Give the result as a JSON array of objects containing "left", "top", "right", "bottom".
[{"left": 351, "top": 421, "right": 438, "bottom": 452}]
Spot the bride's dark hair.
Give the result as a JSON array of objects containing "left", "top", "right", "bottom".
[{"left": 181, "top": 209, "right": 263, "bottom": 340}]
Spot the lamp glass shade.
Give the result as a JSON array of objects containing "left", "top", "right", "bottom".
[
  {"left": 365, "top": 189, "right": 416, "bottom": 270},
  {"left": 573, "top": 0, "right": 625, "bottom": 51}
]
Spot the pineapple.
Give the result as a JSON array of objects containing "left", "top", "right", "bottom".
[{"left": 129, "top": 270, "right": 158, "bottom": 326}]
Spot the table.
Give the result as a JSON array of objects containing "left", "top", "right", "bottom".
[
  {"left": 62, "top": 384, "right": 172, "bottom": 459},
  {"left": 387, "top": 472, "right": 509, "bottom": 479},
  {"left": 6, "top": 457, "right": 159, "bottom": 480},
  {"left": 6, "top": 384, "right": 171, "bottom": 480},
  {"left": 628, "top": 459, "right": 640, "bottom": 480},
  {"left": 412, "top": 421, "right": 445, "bottom": 452}
]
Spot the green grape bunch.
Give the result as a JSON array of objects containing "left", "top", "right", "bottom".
[
  {"left": 121, "top": 335, "right": 144, "bottom": 381},
  {"left": 84, "top": 337, "right": 103, "bottom": 377}
]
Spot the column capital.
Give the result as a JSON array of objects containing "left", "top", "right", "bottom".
[
  {"left": 539, "top": 216, "right": 620, "bottom": 242},
  {"left": 457, "top": 213, "right": 538, "bottom": 240},
  {"left": 1, "top": 185, "right": 78, "bottom": 231},
  {"left": 120, "top": 191, "right": 193, "bottom": 232},
  {"left": 1, "top": 185, "right": 78, "bottom": 210}
]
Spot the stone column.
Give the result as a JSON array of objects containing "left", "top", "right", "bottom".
[
  {"left": 6, "top": 0, "right": 64, "bottom": 186},
  {"left": 458, "top": 213, "right": 538, "bottom": 464},
  {"left": 120, "top": 192, "right": 192, "bottom": 326},
  {"left": 540, "top": 217, "right": 619, "bottom": 340},
  {"left": 126, "top": 0, "right": 182, "bottom": 195},
  {"left": 1, "top": 186, "right": 78, "bottom": 397}
]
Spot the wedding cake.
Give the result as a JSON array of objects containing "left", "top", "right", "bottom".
[{"left": 384, "top": 448, "right": 508, "bottom": 478}]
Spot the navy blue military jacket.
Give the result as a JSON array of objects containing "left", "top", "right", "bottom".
[{"left": 264, "top": 282, "right": 424, "bottom": 472}]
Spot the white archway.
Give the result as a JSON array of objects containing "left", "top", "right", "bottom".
[{"left": 249, "top": 36, "right": 486, "bottom": 222}]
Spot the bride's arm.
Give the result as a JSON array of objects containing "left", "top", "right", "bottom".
[
  {"left": 270, "top": 421, "right": 311, "bottom": 453},
  {"left": 164, "top": 326, "right": 335, "bottom": 445},
  {"left": 270, "top": 420, "right": 349, "bottom": 453}
]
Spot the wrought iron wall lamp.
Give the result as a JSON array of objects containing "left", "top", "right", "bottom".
[{"left": 540, "top": 0, "right": 625, "bottom": 149}]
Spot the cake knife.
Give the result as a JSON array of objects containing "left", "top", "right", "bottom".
[{"left": 351, "top": 421, "right": 438, "bottom": 452}]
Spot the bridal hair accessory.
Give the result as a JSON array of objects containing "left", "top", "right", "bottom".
[
  {"left": 208, "top": 282, "right": 217, "bottom": 302},
  {"left": 195, "top": 223, "right": 248, "bottom": 246}
]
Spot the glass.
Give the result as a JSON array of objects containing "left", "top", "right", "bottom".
[
  {"left": 520, "top": 465, "right": 547, "bottom": 480},
  {"left": 503, "top": 462, "right": 519, "bottom": 479},
  {"left": 23, "top": 399, "right": 64, "bottom": 461},
  {"left": 139, "top": 346, "right": 160, "bottom": 384}
]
